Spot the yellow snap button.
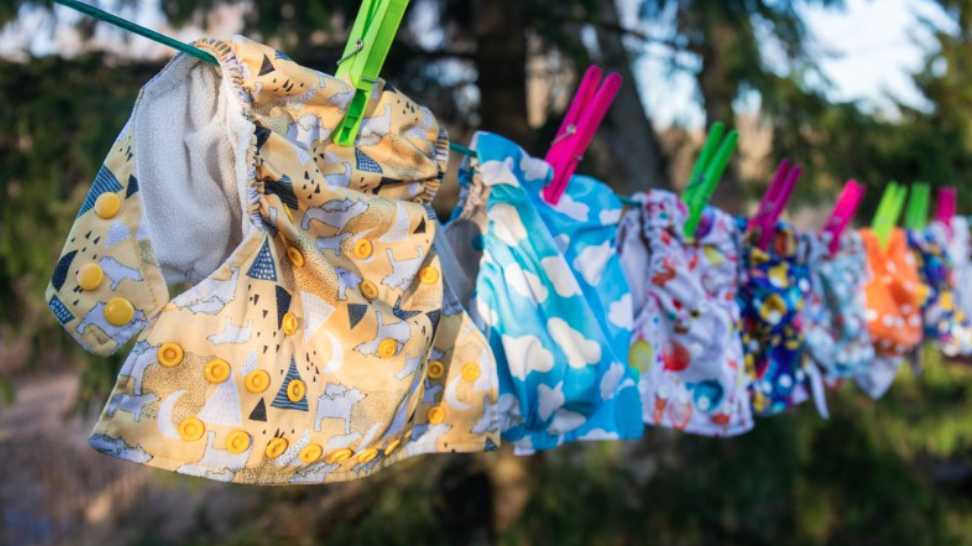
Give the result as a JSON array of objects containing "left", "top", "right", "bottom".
[
  {"left": 286, "top": 379, "right": 306, "bottom": 402},
  {"left": 299, "top": 443, "right": 323, "bottom": 464},
  {"left": 360, "top": 279, "right": 379, "bottom": 300},
  {"left": 281, "top": 312, "right": 300, "bottom": 336},
  {"left": 204, "top": 358, "right": 231, "bottom": 384},
  {"left": 377, "top": 338, "right": 398, "bottom": 359},
  {"left": 225, "top": 430, "right": 251, "bottom": 454},
  {"left": 352, "top": 239, "right": 373, "bottom": 259},
  {"left": 244, "top": 369, "right": 271, "bottom": 393},
  {"left": 77, "top": 263, "right": 104, "bottom": 290},
  {"left": 419, "top": 266, "right": 440, "bottom": 285},
  {"left": 157, "top": 342, "right": 184, "bottom": 368},
  {"left": 324, "top": 448, "right": 354, "bottom": 464},
  {"left": 265, "top": 437, "right": 289, "bottom": 459},
  {"left": 178, "top": 416, "right": 205, "bottom": 442},
  {"left": 427, "top": 360, "right": 445, "bottom": 379},
  {"left": 384, "top": 438, "right": 402, "bottom": 455},
  {"left": 287, "top": 246, "right": 305, "bottom": 268},
  {"left": 103, "top": 296, "right": 134, "bottom": 326},
  {"left": 94, "top": 192, "right": 122, "bottom": 219},
  {"left": 461, "top": 362, "right": 480, "bottom": 382},
  {"left": 426, "top": 405, "right": 446, "bottom": 425},
  {"left": 356, "top": 447, "right": 379, "bottom": 464}
]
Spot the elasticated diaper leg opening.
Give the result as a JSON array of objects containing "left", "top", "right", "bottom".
[{"left": 133, "top": 54, "right": 252, "bottom": 286}]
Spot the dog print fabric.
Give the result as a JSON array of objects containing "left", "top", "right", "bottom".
[
  {"left": 442, "top": 131, "right": 643, "bottom": 454},
  {"left": 46, "top": 36, "right": 498, "bottom": 485},
  {"left": 617, "top": 191, "right": 752, "bottom": 436}
]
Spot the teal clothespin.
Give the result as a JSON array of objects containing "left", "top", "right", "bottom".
[
  {"left": 683, "top": 124, "right": 738, "bottom": 239},
  {"left": 334, "top": 0, "right": 411, "bottom": 147},
  {"left": 904, "top": 182, "right": 931, "bottom": 230}
]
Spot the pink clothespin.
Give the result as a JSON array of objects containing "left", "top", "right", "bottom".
[
  {"left": 748, "top": 159, "right": 801, "bottom": 250},
  {"left": 821, "top": 179, "right": 866, "bottom": 255},
  {"left": 935, "top": 186, "right": 957, "bottom": 237},
  {"left": 542, "top": 65, "right": 622, "bottom": 205}
]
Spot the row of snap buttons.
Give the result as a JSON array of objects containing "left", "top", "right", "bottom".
[{"left": 83, "top": 192, "right": 134, "bottom": 326}]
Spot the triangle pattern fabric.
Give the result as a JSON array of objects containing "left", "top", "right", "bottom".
[
  {"left": 51, "top": 250, "right": 77, "bottom": 291},
  {"left": 348, "top": 303, "right": 368, "bottom": 329},
  {"left": 247, "top": 239, "right": 278, "bottom": 281},
  {"left": 355, "top": 149, "right": 383, "bottom": 174},
  {"left": 266, "top": 174, "right": 299, "bottom": 209},
  {"left": 392, "top": 296, "right": 421, "bottom": 321},
  {"left": 259, "top": 54, "right": 275, "bottom": 76},
  {"left": 126, "top": 174, "right": 139, "bottom": 198},
  {"left": 78, "top": 166, "right": 124, "bottom": 217},
  {"left": 197, "top": 379, "right": 243, "bottom": 426},
  {"left": 249, "top": 398, "right": 267, "bottom": 421},
  {"left": 275, "top": 285, "right": 292, "bottom": 329},
  {"left": 301, "top": 292, "right": 335, "bottom": 342},
  {"left": 414, "top": 216, "right": 426, "bottom": 234},
  {"left": 271, "top": 358, "right": 309, "bottom": 411},
  {"left": 255, "top": 125, "right": 272, "bottom": 150}
]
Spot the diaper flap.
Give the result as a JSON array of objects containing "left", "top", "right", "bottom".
[{"left": 46, "top": 127, "right": 169, "bottom": 356}]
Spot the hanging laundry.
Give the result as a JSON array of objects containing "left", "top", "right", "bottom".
[
  {"left": 909, "top": 222, "right": 972, "bottom": 357},
  {"left": 618, "top": 191, "right": 752, "bottom": 435},
  {"left": 441, "top": 131, "right": 643, "bottom": 454},
  {"left": 946, "top": 216, "right": 972, "bottom": 357},
  {"left": 45, "top": 37, "right": 498, "bottom": 485},
  {"left": 736, "top": 220, "right": 814, "bottom": 416},
  {"left": 803, "top": 230, "right": 876, "bottom": 382},
  {"left": 856, "top": 228, "right": 925, "bottom": 398}
]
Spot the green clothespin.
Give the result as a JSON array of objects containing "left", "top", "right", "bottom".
[
  {"left": 683, "top": 125, "right": 738, "bottom": 239},
  {"left": 333, "top": 0, "right": 410, "bottom": 147},
  {"left": 872, "top": 182, "right": 908, "bottom": 249},
  {"left": 904, "top": 182, "right": 931, "bottom": 230}
]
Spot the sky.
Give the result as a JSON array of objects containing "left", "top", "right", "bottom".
[{"left": 0, "top": 0, "right": 956, "bottom": 130}]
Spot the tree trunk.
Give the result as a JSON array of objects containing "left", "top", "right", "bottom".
[
  {"left": 473, "top": 0, "right": 531, "bottom": 146},
  {"left": 594, "top": 0, "right": 670, "bottom": 194}
]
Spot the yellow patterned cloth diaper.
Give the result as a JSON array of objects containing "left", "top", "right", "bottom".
[{"left": 45, "top": 36, "right": 499, "bottom": 484}]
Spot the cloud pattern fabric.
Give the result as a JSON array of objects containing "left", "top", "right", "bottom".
[
  {"left": 618, "top": 191, "right": 752, "bottom": 436},
  {"left": 442, "top": 131, "right": 643, "bottom": 454}
]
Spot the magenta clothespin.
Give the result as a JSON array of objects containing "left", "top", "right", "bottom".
[
  {"left": 748, "top": 159, "right": 801, "bottom": 250},
  {"left": 821, "top": 179, "right": 866, "bottom": 255},
  {"left": 935, "top": 186, "right": 957, "bottom": 237},
  {"left": 542, "top": 65, "right": 622, "bottom": 205}
]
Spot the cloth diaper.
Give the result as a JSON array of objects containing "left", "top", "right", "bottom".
[
  {"left": 855, "top": 228, "right": 925, "bottom": 398},
  {"left": 736, "top": 220, "right": 814, "bottom": 416},
  {"left": 803, "top": 230, "right": 875, "bottom": 381},
  {"left": 441, "top": 131, "right": 643, "bottom": 454},
  {"left": 946, "top": 216, "right": 972, "bottom": 357},
  {"left": 617, "top": 190, "right": 752, "bottom": 436},
  {"left": 46, "top": 36, "right": 498, "bottom": 485},
  {"left": 910, "top": 222, "right": 972, "bottom": 357}
]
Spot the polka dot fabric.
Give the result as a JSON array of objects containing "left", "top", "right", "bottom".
[
  {"left": 736, "top": 220, "right": 814, "bottom": 416},
  {"left": 909, "top": 222, "right": 972, "bottom": 358}
]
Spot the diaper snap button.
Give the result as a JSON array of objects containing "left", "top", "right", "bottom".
[
  {"left": 178, "top": 416, "right": 205, "bottom": 442},
  {"left": 419, "top": 266, "right": 439, "bottom": 285},
  {"left": 352, "top": 239, "right": 373, "bottom": 259},
  {"left": 286, "top": 379, "right": 306, "bottom": 402},
  {"left": 355, "top": 447, "right": 379, "bottom": 464},
  {"left": 94, "top": 193, "right": 122, "bottom": 219},
  {"left": 287, "top": 246, "right": 305, "bottom": 268},
  {"left": 265, "top": 437, "right": 289, "bottom": 459},
  {"left": 324, "top": 448, "right": 354, "bottom": 464},
  {"left": 281, "top": 312, "right": 300, "bottom": 336},
  {"left": 77, "top": 263, "right": 104, "bottom": 290},
  {"left": 244, "top": 369, "right": 271, "bottom": 393},
  {"left": 299, "top": 443, "right": 323, "bottom": 464},
  {"left": 157, "top": 342, "right": 184, "bottom": 368},
  {"left": 104, "top": 296, "right": 134, "bottom": 326},
  {"left": 383, "top": 438, "right": 402, "bottom": 455},
  {"left": 461, "top": 362, "right": 480, "bottom": 382},
  {"left": 377, "top": 338, "right": 397, "bottom": 358},
  {"left": 426, "top": 405, "right": 446, "bottom": 424},
  {"left": 225, "top": 430, "right": 251, "bottom": 454},
  {"left": 360, "top": 279, "right": 379, "bottom": 300},
  {"left": 204, "top": 358, "right": 231, "bottom": 383},
  {"left": 427, "top": 360, "right": 445, "bottom": 379}
]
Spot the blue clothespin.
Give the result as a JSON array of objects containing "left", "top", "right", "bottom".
[{"left": 334, "top": 0, "right": 410, "bottom": 147}]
